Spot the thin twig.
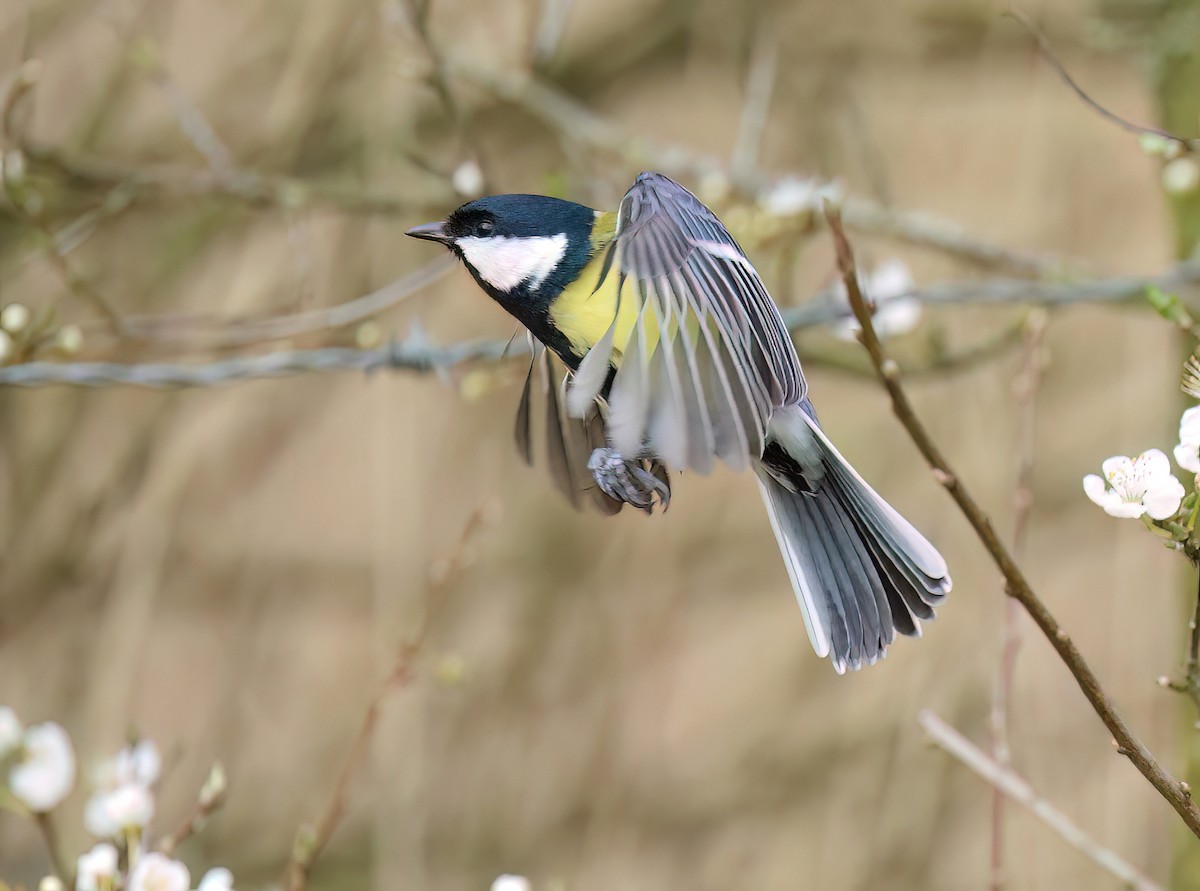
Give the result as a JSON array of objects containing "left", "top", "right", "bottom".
[
  {"left": 1006, "top": 7, "right": 1194, "bottom": 150},
  {"left": 95, "top": 255, "right": 456, "bottom": 349},
  {"left": 157, "top": 763, "right": 227, "bottom": 856},
  {"left": 1189, "top": 573, "right": 1200, "bottom": 697},
  {"left": 731, "top": 18, "right": 778, "bottom": 181},
  {"left": 2, "top": 66, "right": 128, "bottom": 334},
  {"left": 6, "top": 261, "right": 1200, "bottom": 388},
  {"left": 151, "top": 66, "right": 237, "bottom": 181},
  {"left": 448, "top": 56, "right": 1073, "bottom": 277},
  {"left": 919, "top": 710, "right": 1163, "bottom": 891},
  {"left": 825, "top": 203, "right": 1200, "bottom": 837},
  {"left": 1165, "top": 572, "right": 1200, "bottom": 718},
  {"left": 19, "top": 140, "right": 423, "bottom": 216},
  {"left": 989, "top": 309, "right": 1048, "bottom": 891},
  {"left": 285, "top": 507, "right": 490, "bottom": 891},
  {"left": 530, "top": 0, "right": 577, "bottom": 69},
  {"left": 0, "top": 335, "right": 521, "bottom": 389},
  {"left": 34, "top": 811, "right": 68, "bottom": 883}
]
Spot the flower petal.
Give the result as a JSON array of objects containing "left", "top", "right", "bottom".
[
  {"left": 1104, "top": 500, "right": 1147, "bottom": 519},
  {"left": 9, "top": 722, "right": 76, "bottom": 812},
  {"left": 1137, "top": 448, "right": 1172, "bottom": 479},
  {"left": 1174, "top": 442, "right": 1200, "bottom": 474},
  {"left": 1100, "top": 455, "right": 1134, "bottom": 480},
  {"left": 1144, "top": 476, "right": 1186, "bottom": 520},
  {"left": 1083, "top": 474, "right": 1110, "bottom": 507},
  {"left": 1181, "top": 406, "right": 1200, "bottom": 441}
]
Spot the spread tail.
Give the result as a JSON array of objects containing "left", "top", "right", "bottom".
[{"left": 755, "top": 404, "right": 951, "bottom": 673}]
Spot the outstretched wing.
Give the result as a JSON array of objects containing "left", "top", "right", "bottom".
[
  {"left": 514, "top": 344, "right": 624, "bottom": 514},
  {"left": 567, "top": 172, "right": 805, "bottom": 473}
]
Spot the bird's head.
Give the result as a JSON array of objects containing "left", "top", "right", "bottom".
[{"left": 406, "top": 194, "right": 599, "bottom": 300}]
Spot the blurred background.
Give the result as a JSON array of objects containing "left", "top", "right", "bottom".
[{"left": 2, "top": 0, "right": 1199, "bottom": 888}]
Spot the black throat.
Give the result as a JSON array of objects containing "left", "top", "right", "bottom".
[{"left": 457, "top": 239, "right": 597, "bottom": 371}]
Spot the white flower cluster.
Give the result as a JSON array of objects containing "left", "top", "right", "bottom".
[
  {"left": 1083, "top": 407, "right": 1200, "bottom": 523},
  {"left": 833, "top": 258, "right": 921, "bottom": 341},
  {"left": 0, "top": 707, "right": 233, "bottom": 891},
  {"left": 1, "top": 709, "right": 76, "bottom": 812},
  {"left": 85, "top": 739, "right": 160, "bottom": 840}
]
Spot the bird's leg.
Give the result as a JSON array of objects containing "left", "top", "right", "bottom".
[{"left": 587, "top": 448, "right": 671, "bottom": 514}]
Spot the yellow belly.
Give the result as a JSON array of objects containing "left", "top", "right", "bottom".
[{"left": 548, "top": 254, "right": 640, "bottom": 361}]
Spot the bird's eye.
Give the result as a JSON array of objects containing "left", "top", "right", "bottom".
[{"left": 474, "top": 220, "right": 494, "bottom": 237}]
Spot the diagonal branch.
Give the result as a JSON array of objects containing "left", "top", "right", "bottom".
[
  {"left": 824, "top": 203, "right": 1200, "bottom": 838},
  {"left": 920, "top": 710, "right": 1163, "bottom": 891}
]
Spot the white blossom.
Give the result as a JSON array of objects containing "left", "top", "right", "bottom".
[
  {"left": 1163, "top": 157, "right": 1200, "bottom": 195},
  {"left": 1, "top": 303, "right": 30, "bottom": 334},
  {"left": 196, "top": 868, "right": 235, "bottom": 891},
  {"left": 127, "top": 853, "right": 189, "bottom": 891},
  {"left": 56, "top": 324, "right": 84, "bottom": 355},
  {"left": 451, "top": 160, "right": 484, "bottom": 198},
  {"left": 76, "top": 843, "right": 119, "bottom": 891},
  {"left": 1083, "top": 449, "right": 1185, "bottom": 520},
  {"left": 490, "top": 876, "right": 531, "bottom": 891},
  {"left": 834, "top": 258, "right": 921, "bottom": 340},
  {"left": 85, "top": 739, "right": 161, "bottom": 838},
  {"left": 757, "top": 176, "right": 841, "bottom": 217},
  {"left": 1175, "top": 406, "right": 1200, "bottom": 474},
  {"left": 0, "top": 706, "right": 22, "bottom": 755},
  {"left": 9, "top": 722, "right": 76, "bottom": 812},
  {"left": 85, "top": 782, "right": 156, "bottom": 838},
  {"left": 110, "top": 739, "right": 161, "bottom": 788}
]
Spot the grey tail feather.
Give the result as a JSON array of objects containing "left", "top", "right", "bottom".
[{"left": 755, "top": 415, "right": 951, "bottom": 674}]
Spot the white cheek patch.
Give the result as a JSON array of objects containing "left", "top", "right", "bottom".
[{"left": 457, "top": 234, "right": 568, "bottom": 292}]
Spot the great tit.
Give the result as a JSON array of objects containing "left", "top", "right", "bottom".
[{"left": 407, "top": 171, "right": 950, "bottom": 673}]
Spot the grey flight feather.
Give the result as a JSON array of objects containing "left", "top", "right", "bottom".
[
  {"left": 566, "top": 172, "right": 806, "bottom": 473},
  {"left": 515, "top": 346, "right": 625, "bottom": 514},
  {"left": 758, "top": 403, "right": 951, "bottom": 673}
]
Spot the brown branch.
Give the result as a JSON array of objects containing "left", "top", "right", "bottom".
[
  {"left": 989, "top": 309, "right": 1047, "bottom": 891},
  {"left": 920, "top": 711, "right": 1163, "bottom": 891},
  {"left": 284, "top": 506, "right": 490, "bottom": 891},
  {"left": 824, "top": 202, "right": 1200, "bottom": 838},
  {"left": 1163, "top": 571, "right": 1200, "bottom": 718},
  {"left": 157, "top": 762, "right": 227, "bottom": 855},
  {"left": 1, "top": 65, "right": 128, "bottom": 335},
  {"left": 1189, "top": 573, "right": 1200, "bottom": 699}
]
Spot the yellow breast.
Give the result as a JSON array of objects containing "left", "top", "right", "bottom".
[{"left": 548, "top": 212, "right": 668, "bottom": 365}]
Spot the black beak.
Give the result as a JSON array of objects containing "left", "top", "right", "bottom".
[{"left": 406, "top": 221, "right": 452, "bottom": 244}]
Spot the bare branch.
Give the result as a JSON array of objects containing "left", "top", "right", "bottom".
[
  {"left": 990, "top": 310, "right": 1048, "bottom": 891},
  {"left": 448, "top": 57, "right": 1074, "bottom": 277},
  {"left": 825, "top": 203, "right": 1200, "bottom": 838},
  {"left": 0, "top": 336, "right": 518, "bottom": 389},
  {"left": 4, "top": 261, "right": 1200, "bottom": 388},
  {"left": 19, "top": 140, "right": 422, "bottom": 216},
  {"left": 731, "top": 18, "right": 778, "bottom": 180},
  {"left": 285, "top": 506, "right": 490, "bottom": 891},
  {"left": 920, "top": 710, "right": 1162, "bottom": 891},
  {"left": 104, "top": 256, "right": 456, "bottom": 350},
  {"left": 2, "top": 66, "right": 128, "bottom": 334},
  {"left": 1006, "top": 8, "right": 1194, "bottom": 150}
]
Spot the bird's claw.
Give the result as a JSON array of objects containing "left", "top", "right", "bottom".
[{"left": 587, "top": 448, "right": 671, "bottom": 514}]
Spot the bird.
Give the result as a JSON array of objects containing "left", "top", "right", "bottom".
[{"left": 407, "top": 171, "right": 951, "bottom": 673}]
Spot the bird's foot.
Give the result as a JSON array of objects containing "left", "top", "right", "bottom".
[{"left": 587, "top": 448, "right": 671, "bottom": 514}]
